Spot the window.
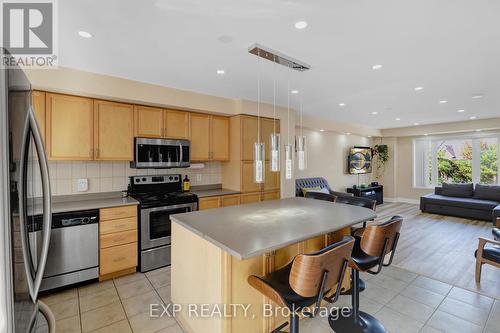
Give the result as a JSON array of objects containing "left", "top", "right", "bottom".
[{"left": 414, "top": 135, "right": 499, "bottom": 187}]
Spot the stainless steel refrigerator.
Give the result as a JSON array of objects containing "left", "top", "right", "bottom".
[{"left": 0, "top": 48, "right": 55, "bottom": 332}]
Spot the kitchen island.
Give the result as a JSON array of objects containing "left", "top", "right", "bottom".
[{"left": 171, "top": 197, "right": 376, "bottom": 333}]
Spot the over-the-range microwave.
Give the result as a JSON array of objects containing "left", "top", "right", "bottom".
[{"left": 131, "top": 137, "right": 190, "bottom": 169}]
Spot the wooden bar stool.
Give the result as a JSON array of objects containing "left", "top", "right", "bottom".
[
  {"left": 329, "top": 216, "right": 403, "bottom": 333},
  {"left": 248, "top": 237, "right": 355, "bottom": 333}
]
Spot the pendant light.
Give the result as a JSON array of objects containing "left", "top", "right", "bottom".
[
  {"left": 270, "top": 55, "right": 280, "bottom": 172},
  {"left": 254, "top": 49, "right": 265, "bottom": 183},
  {"left": 296, "top": 85, "right": 307, "bottom": 170},
  {"left": 284, "top": 64, "right": 293, "bottom": 180}
]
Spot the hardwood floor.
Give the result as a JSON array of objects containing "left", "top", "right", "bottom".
[{"left": 373, "top": 202, "right": 500, "bottom": 299}]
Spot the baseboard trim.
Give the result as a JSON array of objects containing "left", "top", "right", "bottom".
[{"left": 384, "top": 197, "right": 420, "bottom": 205}]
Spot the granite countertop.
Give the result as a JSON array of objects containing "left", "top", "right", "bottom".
[
  {"left": 27, "top": 192, "right": 139, "bottom": 215},
  {"left": 191, "top": 188, "right": 241, "bottom": 198},
  {"left": 171, "top": 197, "right": 377, "bottom": 260}
]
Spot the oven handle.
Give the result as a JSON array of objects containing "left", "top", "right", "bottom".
[
  {"left": 141, "top": 202, "right": 197, "bottom": 214},
  {"left": 179, "top": 144, "right": 183, "bottom": 163}
]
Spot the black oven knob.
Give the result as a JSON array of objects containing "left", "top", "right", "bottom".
[
  {"left": 136, "top": 179, "right": 140, "bottom": 183},
  {"left": 81, "top": 217, "right": 90, "bottom": 224},
  {"left": 142, "top": 178, "right": 147, "bottom": 182},
  {"left": 169, "top": 176, "right": 173, "bottom": 181}
]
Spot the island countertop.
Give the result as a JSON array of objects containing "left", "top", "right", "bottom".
[{"left": 171, "top": 197, "right": 376, "bottom": 260}]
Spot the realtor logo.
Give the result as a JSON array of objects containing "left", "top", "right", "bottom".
[{"left": 1, "top": 0, "right": 58, "bottom": 67}]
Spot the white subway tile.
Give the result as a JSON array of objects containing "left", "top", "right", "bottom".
[
  {"left": 112, "top": 162, "right": 126, "bottom": 176},
  {"left": 50, "top": 178, "right": 57, "bottom": 195},
  {"left": 112, "top": 177, "right": 127, "bottom": 191},
  {"left": 48, "top": 162, "right": 57, "bottom": 179},
  {"left": 125, "top": 166, "right": 137, "bottom": 176},
  {"left": 99, "top": 162, "right": 113, "bottom": 177},
  {"left": 88, "top": 178, "right": 100, "bottom": 193},
  {"left": 71, "top": 161, "right": 87, "bottom": 178},
  {"left": 56, "top": 162, "right": 72, "bottom": 179},
  {"left": 100, "top": 177, "right": 113, "bottom": 192},
  {"left": 86, "top": 162, "right": 100, "bottom": 178},
  {"left": 57, "top": 179, "right": 72, "bottom": 195}
]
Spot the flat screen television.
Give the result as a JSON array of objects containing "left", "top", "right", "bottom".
[{"left": 348, "top": 147, "right": 373, "bottom": 174}]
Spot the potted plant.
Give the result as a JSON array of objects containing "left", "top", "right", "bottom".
[{"left": 372, "top": 144, "right": 389, "bottom": 179}]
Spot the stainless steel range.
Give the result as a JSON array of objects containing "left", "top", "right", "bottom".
[{"left": 128, "top": 174, "right": 198, "bottom": 272}]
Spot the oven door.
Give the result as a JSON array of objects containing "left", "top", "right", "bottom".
[{"left": 140, "top": 203, "right": 196, "bottom": 250}]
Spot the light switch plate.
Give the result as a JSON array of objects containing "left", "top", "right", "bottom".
[
  {"left": 196, "top": 174, "right": 202, "bottom": 182},
  {"left": 77, "top": 178, "right": 89, "bottom": 192}
]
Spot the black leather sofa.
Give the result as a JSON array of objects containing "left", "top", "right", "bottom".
[{"left": 420, "top": 183, "right": 500, "bottom": 224}]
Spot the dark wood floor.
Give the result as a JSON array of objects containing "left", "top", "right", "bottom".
[{"left": 374, "top": 202, "right": 500, "bottom": 299}]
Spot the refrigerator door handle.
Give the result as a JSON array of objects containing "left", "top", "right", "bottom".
[
  {"left": 18, "top": 111, "right": 36, "bottom": 300},
  {"left": 29, "top": 105, "right": 52, "bottom": 300}
]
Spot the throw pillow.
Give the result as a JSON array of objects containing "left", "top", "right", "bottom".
[
  {"left": 474, "top": 184, "right": 500, "bottom": 202},
  {"left": 441, "top": 183, "right": 474, "bottom": 198}
]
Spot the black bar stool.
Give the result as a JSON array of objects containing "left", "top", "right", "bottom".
[
  {"left": 304, "top": 191, "right": 336, "bottom": 202},
  {"left": 248, "top": 237, "right": 355, "bottom": 333},
  {"left": 329, "top": 216, "right": 403, "bottom": 333},
  {"left": 335, "top": 196, "right": 377, "bottom": 295}
]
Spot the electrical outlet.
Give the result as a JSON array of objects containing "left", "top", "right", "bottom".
[
  {"left": 196, "top": 174, "right": 202, "bottom": 182},
  {"left": 77, "top": 178, "right": 89, "bottom": 192}
]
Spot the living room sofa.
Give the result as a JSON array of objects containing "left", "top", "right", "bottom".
[{"left": 420, "top": 183, "right": 500, "bottom": 225}]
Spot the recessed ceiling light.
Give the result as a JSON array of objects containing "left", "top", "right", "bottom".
[
  {"left": 367, "top": 135, "right": 372, "bottom": 138},
  {"left": 372, "top": 64, "right": 383, "bottom": 70},
  {"left": 476, "top": 129, "right": 482, "bottom": 132},
  {"left": 78, "top": 31, "right": 93, "bottom": 38},
  {"left": 470, "top": 116, "right": 477, "bottom": 120},
  {"left": 319, "top": 129, "right": 325, "bottom": 132},
  {"left": 339, "top": 103, "right": 346, "bottom": 107},
  {"left": 439, "top": 100, "right": 448, "bottom": 104},
  {"left": 414, "top": 122, "right": 420, "bottom": 126},
  {"left": 424, "top": 133, "right": 429, "bottom": 136},
  {"left": 216, "top": 69, "right": 225, "bottom": 75},
  {"left": 414, "top": 86, "right": 424, "bottom": 91},
  {"left": 294, "top": 21, "right": 308, "bottom": 29},
  {"left": 457, "top": 109, "right": 465, "bottom": 113},
  {"left": 346, "top": 132, "right": 351, "bottom": 135},
  {"left": 371, "top": 111, "right": 378, "bottom": 115},
  {"left": 472, "top": 94, "right": 484, "bottom": 99},
  {"left": 395, "top": 118, "right": 401, "bottom": 121},
  {"left": 291, "top": 90, "right": 299, "bottom": 94}
]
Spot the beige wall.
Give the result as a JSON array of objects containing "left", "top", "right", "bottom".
[{"left": 295, "top": 128, "right": 373, "bottom": 192}]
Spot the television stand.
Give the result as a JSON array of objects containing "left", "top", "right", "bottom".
[{"left": 347, "top": 185, "right": 383, "bottom": 205}]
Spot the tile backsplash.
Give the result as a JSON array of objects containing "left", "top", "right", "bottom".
[{"left": 46, "top": 161, "right": 222, "bottom": 196}]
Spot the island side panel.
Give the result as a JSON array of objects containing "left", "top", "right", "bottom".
[{"left": 171, "top": 222, "right": 226, "bottom": 333}]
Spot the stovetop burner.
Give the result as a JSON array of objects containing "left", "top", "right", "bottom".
[{"left": 127, "top": 174, "right": 198, "bottom": 208}]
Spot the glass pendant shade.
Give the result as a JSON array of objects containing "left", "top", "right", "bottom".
[
  {"left": 296, "top": 135, "right": 307, "bottom": 171},
  {"left": 270, "top": 133, "right": 280, "bottom": 172},
  {"left": 254, "top": 142, "right": 265, "bottom": 183},
  {"left": 284, "top": 144, "right": 293, "bottom": 180}
]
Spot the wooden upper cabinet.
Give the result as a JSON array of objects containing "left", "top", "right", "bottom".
[
  {"left": 94, "top": 100, "right": 134, "bottom": 161},
  {"left": 190, "top": 113, "right": 211, "bottom": 161},
  {"left": 46, "top": 93, "right": 94, "bottom": 160},
  {"left": 261, "top": 118, "right": 280, "bottom": 161},
  {"left": 31, "top": 91, "right": 45, "bottom": 142},
  {"left": 211, "top": 116, "right": 229, "bottom": 161},
  {"left": 165, "top": 109, "right": 189, "bottom": 139},
  {"left": 241, "top": 116, "right": 259, "bottom": 161},
  {"left": 134, "top": 106, "right": 164, "bottom": 138},
  {"left": 241, "top": 161, "right": 262, "bottom": 193}
]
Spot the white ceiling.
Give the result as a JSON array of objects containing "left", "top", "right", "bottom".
[{"left": 58, "top": 0, "right": 500, "bottom": 129}]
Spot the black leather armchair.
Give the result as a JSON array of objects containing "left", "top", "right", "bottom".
[{"left": 475, "top": 228, "right": 500, "bottom": 283}]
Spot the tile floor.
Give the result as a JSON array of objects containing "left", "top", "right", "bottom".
[{"left": 38, "top": 265, "right": 500, "bottom": 333}]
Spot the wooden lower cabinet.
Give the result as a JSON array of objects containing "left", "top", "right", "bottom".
[
  {"left": 99, "top": 205, "right": 138, "bottom": 281},
  {"left": 221, "top": 194, "right": 240, "bottom": 207},
  {"left": 262, "top": 190, "right": 280, "bottom": 201},
  {"left": 199, "top": 197, "right": 221, "bottom": 210},
  {"left": 240, "top": 192, "right": 262, "bottom": 204}
]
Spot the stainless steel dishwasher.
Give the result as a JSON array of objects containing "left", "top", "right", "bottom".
[{"left": 31, "top": 209, "right": 99, "bottom": 291}]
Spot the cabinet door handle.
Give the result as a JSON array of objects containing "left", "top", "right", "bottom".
[
  {"left": 90, "top": 149, "right": 93, "bottom": 158},
  {"left": 95, "top": 148, "right": 100, "bottom": 158}
]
